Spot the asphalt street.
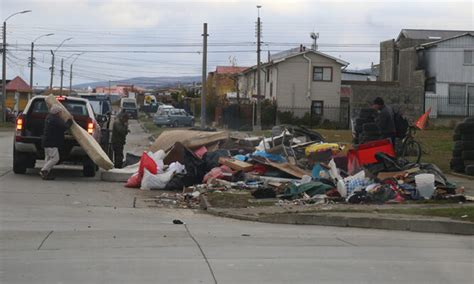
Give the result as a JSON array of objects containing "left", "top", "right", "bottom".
[{"left": 0, "top": 122, "right": 473, "bottom": 284}]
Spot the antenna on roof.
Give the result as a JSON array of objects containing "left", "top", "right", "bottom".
[{"left": 310, "top": 32, "right": 319, "bottom": 51}]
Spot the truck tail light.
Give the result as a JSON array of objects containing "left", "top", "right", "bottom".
[
  {"left": 16, "top": 115, "right": 24, "bottom": 132},
  {"left": 87, "top": 121, "right": 94, "bottom": 135}
]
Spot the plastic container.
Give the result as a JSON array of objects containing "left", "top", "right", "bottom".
[{"left": 415, "top": 174, "right": 436, "bottom": 199}]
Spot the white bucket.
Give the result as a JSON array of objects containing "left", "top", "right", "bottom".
[{"left": 415, "top": 174, "right": 436, "bottom": 199}]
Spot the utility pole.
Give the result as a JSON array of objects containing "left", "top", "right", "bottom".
[
  {"left": 59, "top": 58, "right": 64, "bottom": 95},
  {"left": 29, "top": 42, "right": 34, "bottom": 99},
  {"left": 49, "top": 50, "right": 54, "bottom": 89},
  {"left": 29, "top": 33, "right": 53, "bottom": 100},
  {"left": 2, "top": 21, "right": 7, "bottom": 122},
  {"left": 201, "top": 23, "right": 208, "bottom": 129},
  {"left": 254, "top": 5, "right": 262, "bottom": 131},
  {"left": 69, "top": 63, "right": 73, "bottom": 95},
  {"left": 1, "top": 10, "right": 31, "bottom": 122}
]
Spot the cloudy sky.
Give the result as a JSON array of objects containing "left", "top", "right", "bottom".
[{"left": 1, "top": 0, "right": 473, "bottom": 87}]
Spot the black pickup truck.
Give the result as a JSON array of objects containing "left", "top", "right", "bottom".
[{"left": 13, "top": 96, "right": 102, "bottom": 177}]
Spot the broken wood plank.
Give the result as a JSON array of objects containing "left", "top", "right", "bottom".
[{"left": 218, "top": 157, "right": 254, "bottom": 172}]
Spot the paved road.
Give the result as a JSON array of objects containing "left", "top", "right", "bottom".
[{"left": 1, "top": 123, "right": 473, "bottom": 284}]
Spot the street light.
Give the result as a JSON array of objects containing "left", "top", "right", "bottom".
[
  {"left": 29, "top": 33, "right": 54, "bottom": 100},
  {"left": 69, "top": 53, "right": 84, "bottom": 94},
  {"left": 49, "top": 37, "right": 73, "bottom": 90},
  {"left": 2, "top": 10, "right": 32, "bottom": 122}
]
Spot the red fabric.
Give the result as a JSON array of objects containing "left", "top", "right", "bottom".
[
  {"left": 203, "top": 165, "right": 233, "bottom": 183},
  {"left": 194, "top": 146, "right": 208, "bottom": 159},
  {"left": 415, "top": 108, "right": 431, "bottom": 130},
  {"left": 125, "top": 173, "right": 141, "bottom": 188},
  {"left": 252, "top": 164, "right": 268, "bottom": 175},
  {"left": 138, "top": 152, "right": 158, "bottom": 176}
]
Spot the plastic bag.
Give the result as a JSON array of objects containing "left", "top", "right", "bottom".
[
  {"left": 125, "top": 172, "right": 141, "bottom": 188},
  {"left": 138, "top": 152, "right": 158, "bottom": 176},
  {"left": 141, "top": 169, "right": 174, "bottom": 190}
]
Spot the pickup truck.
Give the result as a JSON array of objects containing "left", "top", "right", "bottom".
[{"left": 13, "top": 96, "right": 101, "bottom": 177}]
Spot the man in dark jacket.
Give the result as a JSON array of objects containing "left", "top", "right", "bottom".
[
  {"left": 372, "top": 97, "right": 396, "bottom": 145},
  {"left": 41, "top": 105, "right": 73, "bottom": 180},
  {"left": 112, "top": 112, "right": 129, "bottom": 168}
]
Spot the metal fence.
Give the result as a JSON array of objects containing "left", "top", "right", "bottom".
[
  {"left": 221, "top": 102, "right": 350, "bottom": 130},
  {"left": 426, "top": 95, "right": 474, "bottom": 118}
]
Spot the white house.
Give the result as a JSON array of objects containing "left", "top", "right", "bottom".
[
  {"left": 238, "top": 48, "right": 348, "bottom": 121},
  {"left": 418, "top": 33, "right": 474, "bottom": 117}
]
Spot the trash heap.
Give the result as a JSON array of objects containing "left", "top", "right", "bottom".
[{"left": 121, "top": 125, "right": 467, "bottom": 207}]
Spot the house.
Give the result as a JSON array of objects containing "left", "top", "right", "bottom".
[
  {"left": 376, "top": 29, "right": 473, "bottom": 119},
  {"left": 207, "top": 66, "right": 249, "bottom": 99},
  {"left": 238, "top": 47, "right": 348, "bottom": 121},
  {"left": 417, "top": 33, "right": 474, "bottom": 117},
  {"left": 94, "top": 84, "right": 145, "bottom": 97},
  {"left": 379, "top": 29, "right": 472, "bottom": 86},
  {"left": 0, "top": 76, "right": 32, "bottom": 112}
]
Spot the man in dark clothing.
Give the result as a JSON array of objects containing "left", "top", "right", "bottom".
[
  {"left": 41, "top": 104, "right": 73, "bottom": 180},
  {"left": 112, "top": 112, "right": 129, "bottom": 169},
  {"left": 372, "top": 97, "right": 396, "bottom": 145}
]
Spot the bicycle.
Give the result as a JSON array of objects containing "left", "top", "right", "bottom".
[{"left": 397, "top": 124, "right": 422, "bottom": 164}]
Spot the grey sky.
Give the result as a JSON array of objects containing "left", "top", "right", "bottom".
[{"left": 1, "top": 0, "right": 473, "bottom": 87}]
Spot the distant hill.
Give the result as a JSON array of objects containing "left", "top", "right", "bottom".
[{"left": 73, "top": 76, "right": 201, "bottom": 89}]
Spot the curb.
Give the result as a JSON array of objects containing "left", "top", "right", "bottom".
[
  {"left": 450, "top": 172, "right": 474, "bottom": 180},
  {"left": 205, "top": 206, "right": 474, "bottom": 235}
]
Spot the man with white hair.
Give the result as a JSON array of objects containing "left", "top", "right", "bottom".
[{"left": 40, "top": 104, "right": 73, "bottom": 180}]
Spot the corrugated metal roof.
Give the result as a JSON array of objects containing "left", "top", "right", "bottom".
[
  {"left": 398, "top": 29, "right": 473, "bottom": 41},
  {"left": 417, "top": 33, "right": 473, "bottom": 49}
]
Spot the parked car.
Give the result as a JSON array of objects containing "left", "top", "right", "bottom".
[
  {"left": 157, "top": 104, "right": 174, "bottom": 112},
  {"left": 120, "top": 97, "right": 138, "bottom": 119},
  {"left": 154, "top": 108, "right": 194, "bottom": 127},
  {"left": 79, "top": 94, "right": 113, "bottom": 155},
  {"left": 13, "top": 96, "right": 102, "bottom": 177},
  {"left": 79, "top": 95, "right": 112, "bottom": 126},
  {"left": 5, "top": 107, "right": 16, "bottom": 123}
]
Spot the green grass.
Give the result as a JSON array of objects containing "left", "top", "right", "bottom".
[
  {"left": 207, "top": 192, "right": 254, "bottom": 208},
  {"left": 138, "top": 113, "right": 167, "bottom": 137}
]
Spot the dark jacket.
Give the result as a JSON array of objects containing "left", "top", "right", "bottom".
[
  {"left": 112, "top": 118, "right": 128, "bottom": 145},
  {"left": 42, "top": 114, "right": 70, "bottom": 148},
  {"left": 376, "top": 105, "right": 396, "bottom": 135}
]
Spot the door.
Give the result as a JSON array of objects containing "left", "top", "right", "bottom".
[{"left": 468, "top": 86, "right": 474, "bottom": 117}]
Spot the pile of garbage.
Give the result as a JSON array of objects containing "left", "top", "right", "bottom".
[{"left": 120, "top": 125, "right": 468, "bottom": 207}]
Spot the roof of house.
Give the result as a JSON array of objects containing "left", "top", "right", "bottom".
[
  {"left": 5, "top": 76, "right": 31, "bottom": 92},
  {"left": 215, "top": 66, "right": 249, "bottom": 75},
  {"left": 417, "top": 33, "right": 474, "bottom": 49},
  {"left": 240, "top": 49, "right": 349, "bottom": 75},
  {"left": 397, "top": 29, "right": 473, "bottom": 41}
]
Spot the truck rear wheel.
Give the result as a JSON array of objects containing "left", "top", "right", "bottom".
[
  {"left": 13, "top": 150, "right": 28, "bottom": 174},
  {"left": 83, "top": 157, "right": 97, "bottom": 177}
]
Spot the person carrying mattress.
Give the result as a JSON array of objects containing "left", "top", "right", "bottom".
[{"left": 40, "top": 105, "right": 73, "bottom": 180}]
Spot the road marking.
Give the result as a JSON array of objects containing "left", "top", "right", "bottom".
[
  {"left": 184, "top": 224, "right": 218, "bottom": 284},
  {"left": 336, "top": 237, "right": 358, "bottom": 247},
  {"left": 37, "top": 230, "right": 54, "bottom": 250}
]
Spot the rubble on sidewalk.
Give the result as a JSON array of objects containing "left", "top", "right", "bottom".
[{"left": 117, "top": 127, "right": 471, "bottom": 209}]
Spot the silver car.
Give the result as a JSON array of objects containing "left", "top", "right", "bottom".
[{"left": 154, "top": 108, "right": 194, "bottom": 127}]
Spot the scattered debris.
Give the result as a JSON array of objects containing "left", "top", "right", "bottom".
[{"left": 119, "top": 125, "right": 470, "bottom": 210}]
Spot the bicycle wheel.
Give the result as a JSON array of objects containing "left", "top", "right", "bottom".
[{"left": 401, "top": 139, "right": 422, "bottom": 164}]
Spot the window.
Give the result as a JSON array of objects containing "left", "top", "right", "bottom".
[
  {"left": 449, "top": 85, "right": 466, "bottom": 105},
  {"left": 313, "top": 67, "right": 332, "bottom": 81},
  {"left": 311, "top": 100, "right": 324, "bottom": 116},
  {"left": 464, "top": 50, "right": 473, "bottom": 64}
]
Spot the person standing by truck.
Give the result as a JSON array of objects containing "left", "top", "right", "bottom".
[
  {"left": 40, "top": 105, "right": 73, "bottom": 180},
  {"left": 111, "top": 112, "right": 129, "bottom": 168}
]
